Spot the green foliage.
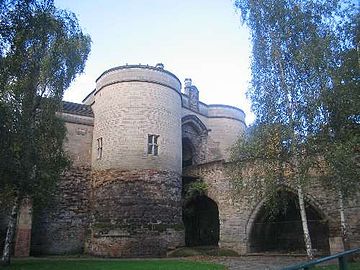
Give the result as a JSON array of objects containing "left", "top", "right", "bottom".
[
  {"left": 0, "top": 0, "right": 91, "bottom": 206},
  {"left": 228, "top": 122, "right": 316, "bottom": 209},
  {"left": 315, "top": 136, "right": 360, "bottom": 198},
  {"left": 316, "top": 262, "right": 360, "bottom": 270},
  {"left": 2, "top": 259, "right": 227, "bottom": 270},
  {"left": 231, "top": 0, "right": 359, "bottom": 203},
  {"left": 313, "top": 10, "right": 360, "bottom": 198},
  {"left": 183, "top": 180, "right": 208, "bottom": 202}
]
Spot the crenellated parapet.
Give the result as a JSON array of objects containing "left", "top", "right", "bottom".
[
  {"left": 13, "top": 63, "right": 359, "bottom": 258},
  {"left": 181, "top": 78, "right": 246, "bottom": 162}
]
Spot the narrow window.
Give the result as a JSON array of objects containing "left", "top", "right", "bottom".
[
  {"left": 148, "top": 135, "right": 159, "bottom": 156},
  {"left": 97, "top": 137, "right": 103, "bottom": 159}
]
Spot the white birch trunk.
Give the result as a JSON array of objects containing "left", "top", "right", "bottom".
[
  {"left": 297, "top": 186, "right": 314, "bottom": 259},
  {"left": 338, "top": 190, "right": 348, "bottom": 250},
  {"left": 1, "top": 197, "right": 19, "bottom": 266}
]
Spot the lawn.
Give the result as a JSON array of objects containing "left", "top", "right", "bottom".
[
  {"left": 316, "top": 262, "right": 360, "bottom": 269},
  {"left": 1, "top": 259, "right": 226, "bottom": 270}
]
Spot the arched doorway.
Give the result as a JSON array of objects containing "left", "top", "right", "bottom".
[
  {"left": 182, "top": 137, "right": 195, "bottom": 167},
  {"left": 249, "top": 191, "right": 330, "bottom": 254},
  {"left": 181, "top": 115, "right": 208, "bottom": 167},
  {"left": 183, "top": 195, "right": 220, "bottom": 247}
]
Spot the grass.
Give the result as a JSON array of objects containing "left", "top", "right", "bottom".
[
  {"left": 316, "top": 262, "right": 360, "bottom": 269},
  {"left": 1, "top": 259, "right": 226, "bottom": 270}
]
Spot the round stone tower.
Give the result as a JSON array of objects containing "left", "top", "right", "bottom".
[{"left": 88, "top": 64, "right": 184, "bottom": 257}]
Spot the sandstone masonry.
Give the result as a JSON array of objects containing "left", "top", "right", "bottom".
[{"left": 6, "top": 64, "right": 359, "bottom": 257}]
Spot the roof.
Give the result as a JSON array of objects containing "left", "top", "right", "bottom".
[
  {"left": 61, "top": 101, "right": 94, "bottom": 117},
  {"left": 95, "top": 64, "right": 181, "bottom": 86}
]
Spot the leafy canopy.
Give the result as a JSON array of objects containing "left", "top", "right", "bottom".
[
  {"left": 231, "top": 0, "right": 359, "bottom": 199},
  {"left": 0, "top": 0, "right": 91, "bottom": 206}
]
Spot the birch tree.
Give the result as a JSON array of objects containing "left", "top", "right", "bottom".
[
  {"left": 0, "top": 0, "right": 91, "bottom": 265},
  {"left": 315, "top": 10, "right": 360, "bottom": 247},
  {"left": 232, "top": 0, "right": 357, "bottom": 259}
]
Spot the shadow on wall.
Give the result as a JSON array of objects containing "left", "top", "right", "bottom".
[
  {"left": 249, "top": 191, "right": 330, "bottom": 255},
  {"left": 183, "top": 195, "right": 219, "bottom": 247}
]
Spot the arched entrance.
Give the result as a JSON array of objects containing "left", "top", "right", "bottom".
[
  {"left": 249, "top": 191, "right": 330, "bottom": 254},
  {"left": 182, "top": 137, "right": 195, "bottom": 167},
  {"left": 183, "top": 195, "right": 220, "bottom": 247},
  {"left": 181, "top": 115, "right": 208, "bottom": 167}
]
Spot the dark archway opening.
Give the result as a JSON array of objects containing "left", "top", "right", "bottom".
[
  {"left": 249, "top": 191, "right": 330, "bottom": 254},
  {"left": 182, "top": 138, "right": 194, "bottom": 167},
  {"left": 183, "top": 195, "right": 220, "bottom": 247}
]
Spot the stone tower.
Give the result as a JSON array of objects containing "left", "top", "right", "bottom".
[
  {"left": 10, "top": 63, "right": 357, "bottom": 258},
  {"left": 87, "top": 64, "right": 184, "bottom": 257}
]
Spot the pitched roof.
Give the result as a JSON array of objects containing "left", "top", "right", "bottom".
[{"left": 61, "top": 101, "right": 94, "bottom": 117}]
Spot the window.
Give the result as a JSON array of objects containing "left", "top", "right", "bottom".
[
  {"left": 148, "top": 135, "right": 159, "bottom": 156},
  {"left": 97, "top": 137, "right": 103, "bottom": 159}
]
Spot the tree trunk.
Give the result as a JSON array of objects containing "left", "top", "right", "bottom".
[
  {"left": 297, "top": 186, "right": 314, "bottom": 259},
  {"left": 338, "top": 190, "right": 349, "bottom": 250},
  {"left": 1, "top": 196, "right": 19, "bottom": 266}
]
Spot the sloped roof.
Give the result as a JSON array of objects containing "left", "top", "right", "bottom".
[{"left": 62, "top": 101, "right": 94, "bottom": 117}]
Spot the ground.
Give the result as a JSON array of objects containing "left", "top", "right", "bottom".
[
  {"left": 200, "top": 255, "right": 307, "bottom": 269},
  {"left": 4, "top": 246, "right": 360, "bottom": 270},
  {"left": 4, "top": 256, "right": 356, "bottom": 270},
  {"left": 3, "top": 259, "right": 224, "bottom": 270}
]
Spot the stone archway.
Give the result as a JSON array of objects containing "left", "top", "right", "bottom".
[
  {"left": 182, "top": 137, "right": 195, "bottom": 167},
  {"left": 183, "top": 195, "right": 220, "bottom": 247},
  {"left": 248, "top": 190, "right": 330, "bottom": 254},
  {"left": 181, "top": 115, "right": 208, "bottom": 166}
]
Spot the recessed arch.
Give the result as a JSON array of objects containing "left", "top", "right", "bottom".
[
  {"left": 182, "top": 137, "right": 196, "bottom": 167},
  {"left": 183, "top": 195, "right": 220, "bottom": 247},
  {"left": 246, "top": 188, "right": 330, "bottom": 254},
  {"left": 182, "top": 115, "right": 208, "bottom": 166},
  {"left": 245, "top": 185, "right": 330, "bottom": 239},
  {"left": 182, "top": 115, "right": 208, "bottom": 136}
]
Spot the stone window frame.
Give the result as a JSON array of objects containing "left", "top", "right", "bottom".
[
  {"left": 97, "top": 137, "right": 103, "bottom": 159},
  {"left": 147, "top": 134, "right": 159, "bottom": 156}
]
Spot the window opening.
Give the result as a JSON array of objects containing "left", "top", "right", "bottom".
[
  {"left": 148, "top": 135, "right": 159, "bottom": 156},
  {"left": 97, "top": 137, "right": 103, "bottom": 159}
]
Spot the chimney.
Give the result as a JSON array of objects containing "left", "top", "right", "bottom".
[
  {"left": 155, "top": 63, "right": 164, "bottom": 69},
  {"left": 184, "top": 78, "right": 199, "bottom": 112}
]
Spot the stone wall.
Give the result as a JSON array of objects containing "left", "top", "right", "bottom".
[
  {"left": 91, "top": 66, "right": 182, "bottom": 173},
  {"left": 62, "top": 118, "right": 93, "bottom": 167},
  {"left": 183, "top": 161, "right": 360, "bottom": 255},
  {"left": 30, "top": 115, "right": 93, "bottom": 255},
  {"left": 88, "top": 169, "right": 184, "bottom": 257},
  {"left": 181, "top": 106, "right": 246, "bottom": 162},
  {"left": 31, "top": 166, "right": 91, "bottom": 255},
  {"left": 206, "top": 117, "right": 245, "bottom": 161}
]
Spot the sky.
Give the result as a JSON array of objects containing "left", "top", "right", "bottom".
[{"left": 55, "top": 0, "right": 254, "bottom": 124}]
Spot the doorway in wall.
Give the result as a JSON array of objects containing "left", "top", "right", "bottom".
[
  {"left": 249, "top": 190, "right": 330, "bottom": 254},
  {"left": 183, "top": 193, "right": 219, "bottom": 247}
]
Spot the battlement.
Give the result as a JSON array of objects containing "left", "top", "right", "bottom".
[
  {"left": 83, "top": 64, "right": 182, "bottom": 105},
  {"left": 17, "top": 63, "right": 356, "bottom": 259},
  {"left": 181, "top": 94, "right": 246, "bottom": 124}
]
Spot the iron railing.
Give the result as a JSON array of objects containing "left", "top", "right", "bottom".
[{"left": 282, "top": 247, "right": 360, "bottom": 270}]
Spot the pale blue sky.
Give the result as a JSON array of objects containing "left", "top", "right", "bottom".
[{"left": 55, "top": 0, "right": 254, "bottom": 123}]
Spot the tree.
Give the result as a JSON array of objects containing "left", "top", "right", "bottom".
[
  {"left": 0, "top": 0, "right": 91, "bottom": 265},
  {"left": 232, "top": 0, "right": 358, "bottom": 259},
  {"left": 314, "top": 9, "right": 360, "bottom": 248}
]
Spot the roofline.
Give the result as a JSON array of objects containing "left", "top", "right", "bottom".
[
  {"left": 82, "top": 88, "right": 96, "bottom": 103},
  {"left": 95, "top": 64, "right": 182, "bottom": 86},
  {"left": 207, "top": 104, "right": 246, "bottom": 115},
  {"left": 181, "top": 93, "right": 246, "bottom": 116}
]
